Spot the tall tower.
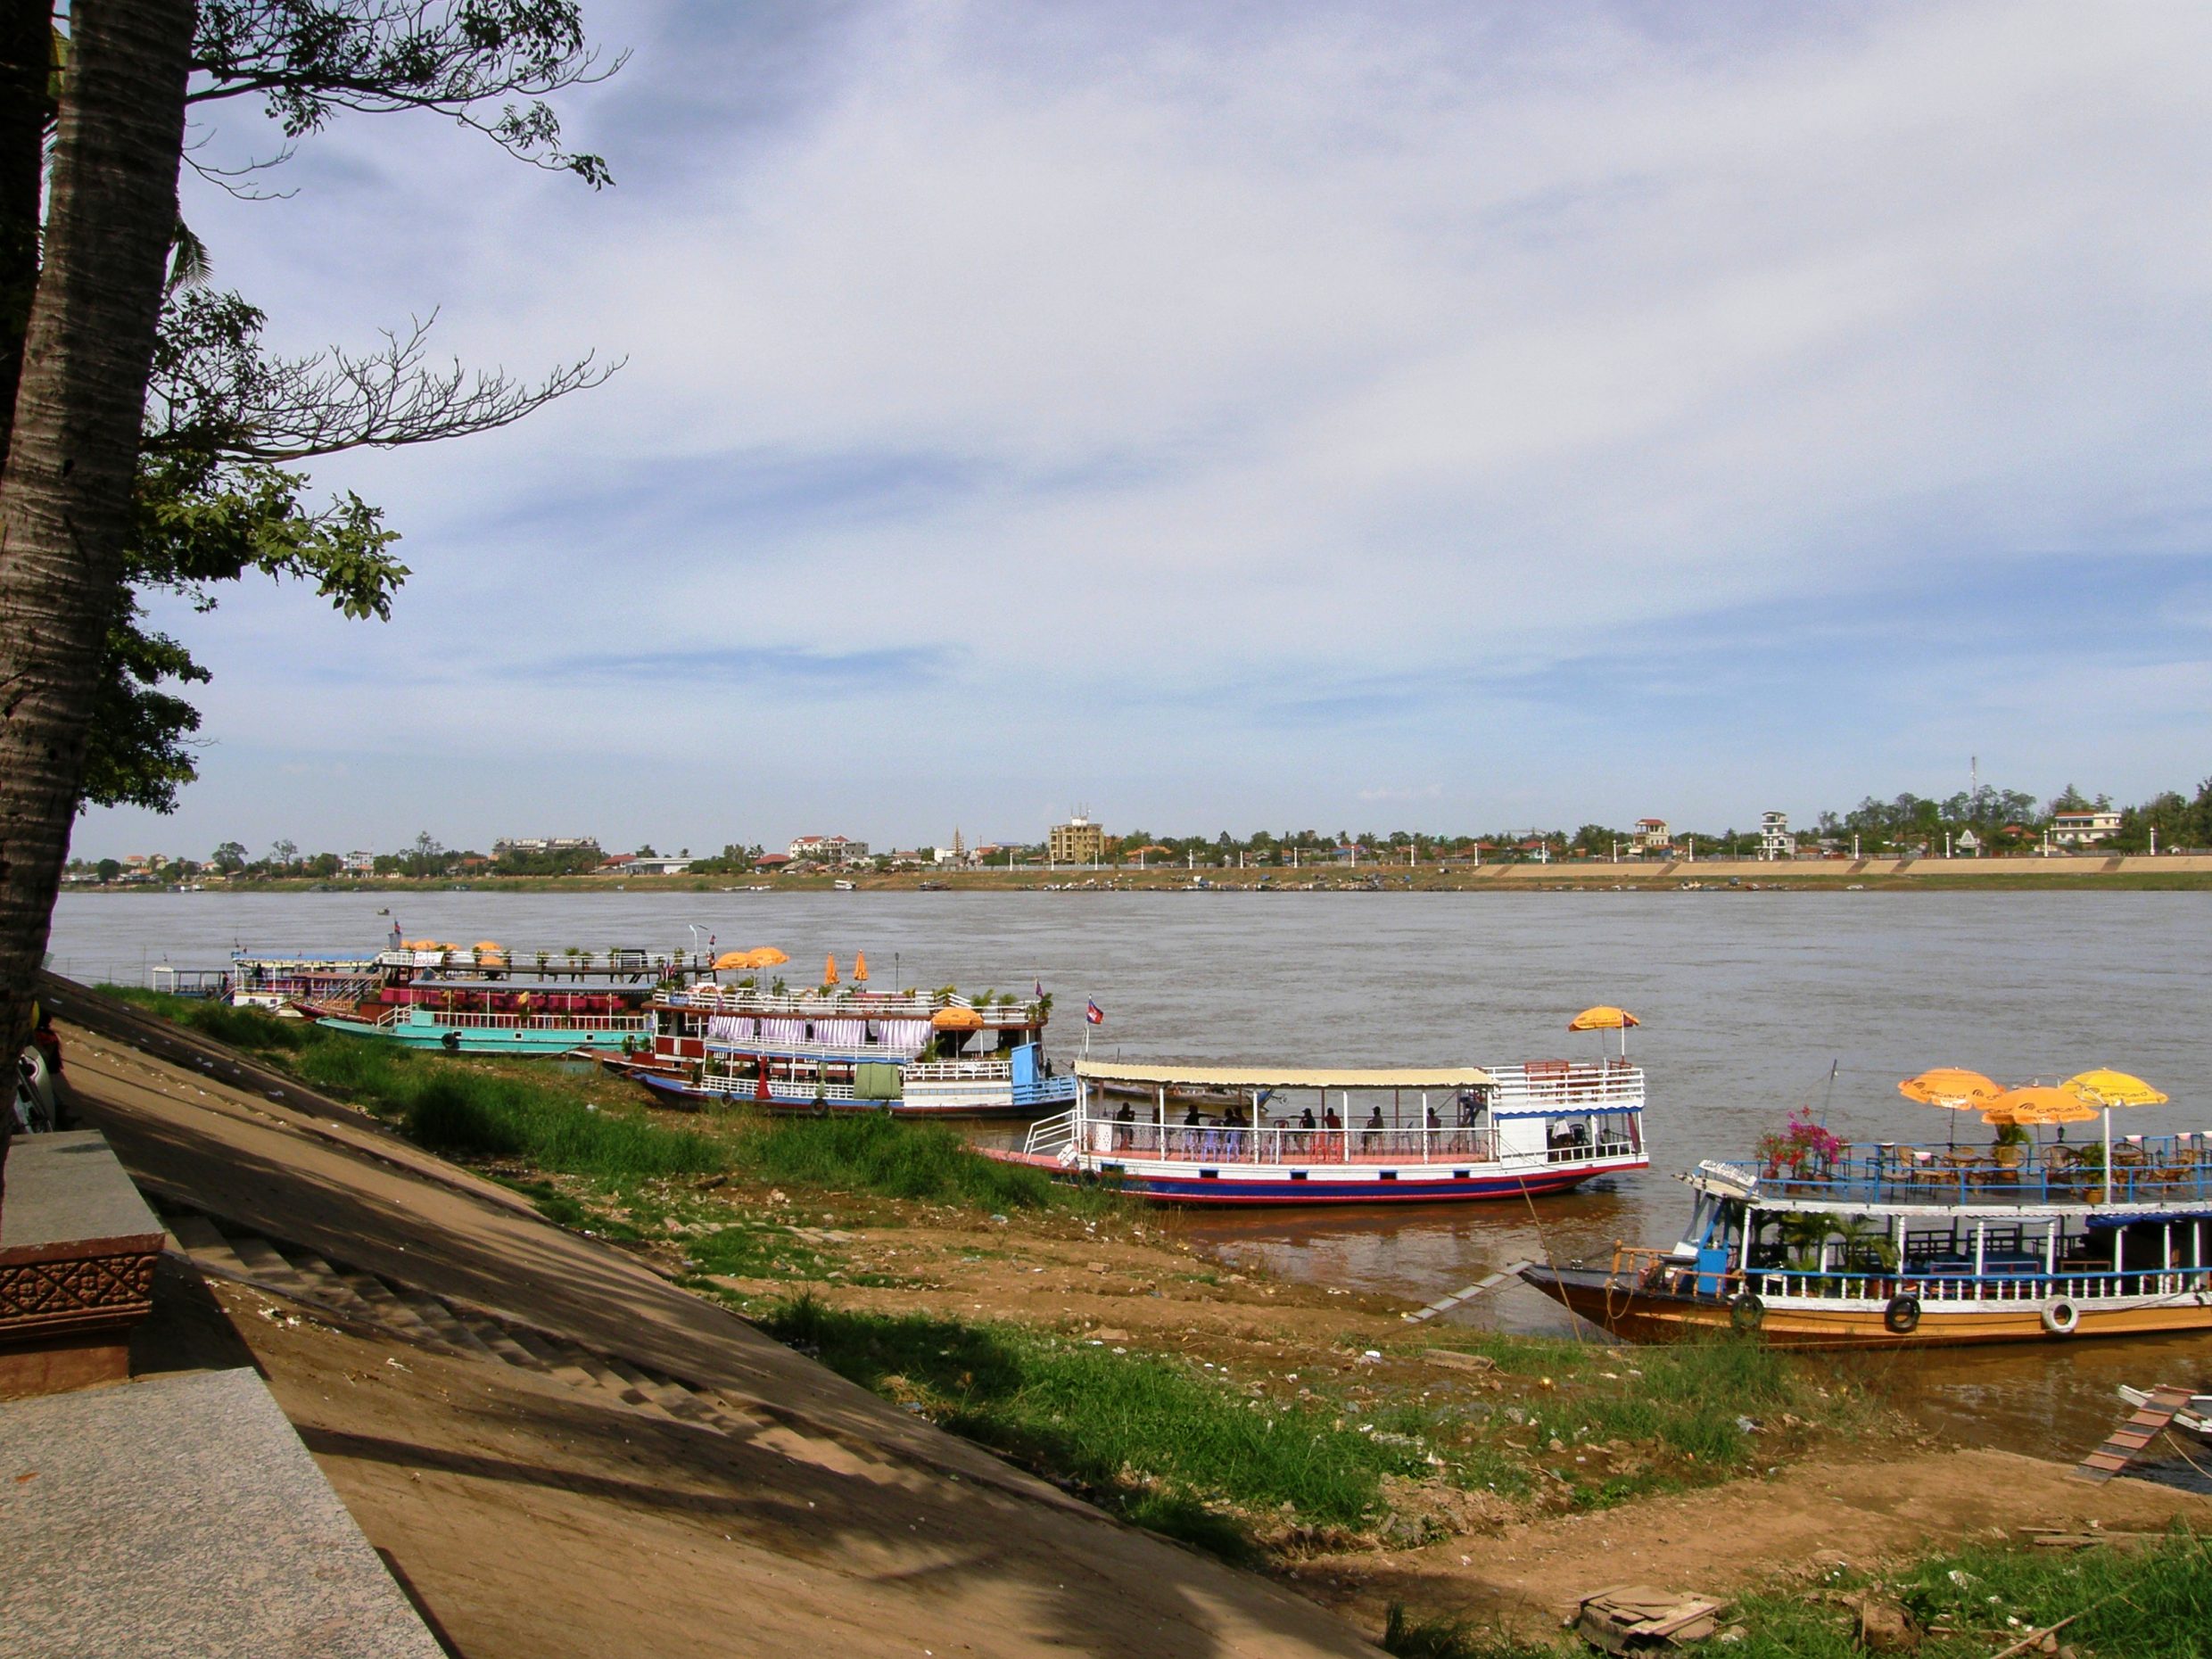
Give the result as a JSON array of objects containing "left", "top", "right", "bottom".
[{"left": 952, "top": 827, "right": 965, "bottom": 858}]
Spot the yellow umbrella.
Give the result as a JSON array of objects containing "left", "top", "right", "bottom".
[
  {"left": 750, "top": 946, "right": 789, "bottom": 968},
  {"left": 854, "top": 950, "right": 869, "bottom": 984},
  {"left": 1898, "top": 1068, "right": 2002, "bottom": 1109},
  {"left": 2064, "top": 1069, "right": 2168, "bottom": 1108},
  {"left": 932, "top": 1005, "right": 984, "bottom": 1032},
  {"left": 1567, "top": 1005, "right": 1641, "bottom": 1056},
  {"left": 713, "top": 950, "right": 753, "bottom": 970},
  {"left": 1568, "top": 1005, "right": 1639, "bottom": 1031},
  {"left": 824, "top": 953, "right": 839, "bottom": 986},
  {"left": 1980, "top": 1085, "right": 2097, "bottom": 1126},
  {"left": 2063, "top": 1069, "right": 2171, "bottom": 1184}
]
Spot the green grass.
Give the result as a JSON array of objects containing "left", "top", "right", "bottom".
[
  {"left": 1411, "top": 1328, "right": 1831, "bottom": 1507},
  {"left": 723, "top": 1110, "right": 1114, "bottom": 1216},
  {"left": 1377, "top": 1528, "right": 2212, "bottom": 1658},
  {"left": 102, "top": 987, "right": 725, "bottom": 1182},
  {"left": 101, "top": 987, "right": 1115, "bottom": 1217},
  {"left": 762, "top": 1292, "right": 1426, "bottom": 1557}
]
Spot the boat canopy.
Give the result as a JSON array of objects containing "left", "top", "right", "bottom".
[{"left": 1075, "top": 1060, "right": 1494, "bottom": 1091}]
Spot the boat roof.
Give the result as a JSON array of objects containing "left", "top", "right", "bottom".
[{"left": 1076, "top": 1060, "right": 1494, "bottom": 1090}]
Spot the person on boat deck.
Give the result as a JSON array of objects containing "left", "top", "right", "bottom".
[
  {"left": 1426, "top": 1104, "right": 1441, "bottom": 1130},
  {"left": 1113, "top": 1102, "right": 1134, "bottom": 1123},
  {"left": 1182, "top": 1103, "right": 1202, "bottom": 1126},
  {"left": 1365, "top": 1106, "right": 1386, "bottom": 1132},
  {"left": 1299, "top": 1106, "right": 1316, "bottom": 1129},
  {"left": 1324, "top": 1107, "right": 1341, "bottom": 1130}
]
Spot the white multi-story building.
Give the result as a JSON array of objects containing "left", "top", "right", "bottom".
[
  {"left": 788, "top": 834, "right": 869, "bottom": 864},
  {"left": 342, "top": 850, "right": 376, "bottom": 874},
  {"left": 492, "top": 837, "right": 599, "bottom": 858},
  {"left": 1759, "top": 811, "right": 1791, "bottom": 861},
  {"left": 2051, "top": 809, "right": 2123, "bottom": 846}
]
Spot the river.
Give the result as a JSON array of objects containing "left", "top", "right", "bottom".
[{"left": 47, "top": 885, "right": 2212, "bottom": 1463}]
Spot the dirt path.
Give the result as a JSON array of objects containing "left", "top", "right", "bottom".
[
  {"left": 1302, "top": 1446, "right": 2209, "bottom": 1635},
  {"left": 56, "top": 1014, "right": 1382, "bottom": 1659}
]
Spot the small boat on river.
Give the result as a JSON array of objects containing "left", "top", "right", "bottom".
[
  {"left": 995, "top": 1047, "right": 1649, "bottom": 1204},
  {"left": 1523, "top": 1097, "right": 2212, "bottom": 1348}
]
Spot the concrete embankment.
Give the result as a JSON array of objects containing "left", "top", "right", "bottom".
[{"left": 48, "top": 980, "right": 1382, "bottom": 1659}]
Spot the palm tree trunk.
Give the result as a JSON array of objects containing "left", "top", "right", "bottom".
[
  {"left": 0, "top": 2, "right": 55, "bottom": 473},
  {"left": 0, "top": 0, "right": 193, "bottom": 1210}
]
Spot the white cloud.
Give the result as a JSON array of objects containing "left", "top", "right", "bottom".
[{"left": 81, "top": 0, "right": 2212, "bottom": 855}]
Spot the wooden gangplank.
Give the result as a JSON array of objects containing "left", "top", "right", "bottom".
[
  {"left": 1403, "top": 1261, "right": 1531, "bottom": 1324},
  {"left": 2071, "top": 1383, "right": 2195, "bottom": 1482}
]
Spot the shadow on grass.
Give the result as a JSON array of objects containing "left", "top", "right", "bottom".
[{"left": 763, "top": 1292, "right": 1424, "bottom": 1563}]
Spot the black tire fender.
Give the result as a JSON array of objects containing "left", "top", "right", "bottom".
[
  {"left": 1729, "top": 1291, "right": 1764, "bottom": 1333},
  {"left": 1883, "top": 1294, "right": 1921, "bottom": 1335}
]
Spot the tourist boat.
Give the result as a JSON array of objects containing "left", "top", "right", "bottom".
[
  {"left": 605, "top": 982, "right": 1078, "bottom": 1118},
  {"left": 239, "top": 937, "right": 718, "bottom": 1055},
  {"left": 994, "top": 1049, "right": 1648, "bottom": 1204},
  {"left": 1522, "top": 1128, "right": 2212, "bottom": 1349}
]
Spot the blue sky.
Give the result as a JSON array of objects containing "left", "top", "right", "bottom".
[{"left": 78, "top": 0, "right": 2212, "bottom": 858}]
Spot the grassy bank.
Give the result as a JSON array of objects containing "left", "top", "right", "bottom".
[
  {"left": 753, "top": 1289, "right": 1866, "bottom": 1559},
  {"left": 97, "top": 988, "right": 1103, "bottom": 1216},
  {"left": 94, "top": 985, "right": 1890, "bottom": 1573},
  {"left": 1383, "top": 1526, "right": 2212, "bottom": 1658}
]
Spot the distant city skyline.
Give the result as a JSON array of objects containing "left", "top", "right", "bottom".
[{"left": 76, "top": 1, "right": 2212, "bottom": 861}]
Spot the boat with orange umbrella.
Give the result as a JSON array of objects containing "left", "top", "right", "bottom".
[
  {"left": 1522, "top": 1063, "right": 2212, "bottom": 1349},
  {"left": 611, "top": 964, "right": 1076, "bottom": 1119}
]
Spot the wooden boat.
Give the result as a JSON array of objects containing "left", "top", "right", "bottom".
[
  {"left": 604, "top": 984, "right": 1077, "bottom": 1119},
  {"left": 1523, "top": 1137, "right": 2212, "bottom": 1349},
  {"left": 990, "top": 1052, "right": 1647, "bottom": 1205}
]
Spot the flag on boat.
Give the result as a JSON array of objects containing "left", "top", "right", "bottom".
[
  {"left": 1035, "top": 978, "right": 1044, "bottom": 1000},
  {"left": 1085, "top": 999, "right": 1104, "bottom": 1026}
]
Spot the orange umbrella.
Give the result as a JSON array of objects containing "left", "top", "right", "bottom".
[
  {"left": 854, "top": 950, "right": 869, "bottom": 984},
  {"left": 824, "top": 953, "right": 839, "bottom": 986},
  {"left": 1980, "top": 1085, "right": 2097, "bottom": 1127},
  {"left": 1898, "top": 1068, "right": 2002, "bottom": 1109},
  {"left": 932, "top": 1005, "right": 984, "bottom": 1031},
  {"left": 1567, "top": 1005, "right": 1641, "bottom": 1056}
]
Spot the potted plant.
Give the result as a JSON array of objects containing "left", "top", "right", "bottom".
[
  {"left": 1991, "top": 1118, "right": 2029, "bottom": 1168},
  {"left": 1754, "top": 1108, "right": 1844, "bottom": 1180}
]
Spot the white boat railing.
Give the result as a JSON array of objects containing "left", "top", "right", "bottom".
[
  {"left": 1754, "top": 1267, "right": 2212, "bottom": 1305},
  {"left": 376, "top": 1008, "right": 651, "bottom": 1034},
  {"left": 1061, "top": 1117, "right": 1639, "bottom": 1168},
  {"left": 668, "top": 986, "right": 1043, "bottom": 1027},
  {"left": 904, "top": 1059, "right": 1015, "bottom": 1082},
  {"left": 1489, "top": 1061, "right": 1646, "bottom": 1111}
]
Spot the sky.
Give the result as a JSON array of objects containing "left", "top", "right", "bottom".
[{"left": 78, "top": 0, "right": 2212, "bottom": 859}]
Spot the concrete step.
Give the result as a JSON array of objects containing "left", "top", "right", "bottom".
[
  {"left": 333, "top": 1268, "right": 444, "bottom": 1344},
  {"left": 503, "top": 1326, "right": 604, "bottom": 1391},
  {"left": 447, "top": 1308, "right": 549, "bottom": 1370},
  {"left": 274, "top": 1250, "right": 385, "bottom": 1326},
  {"left": 223, "top": 1234, "right": 320, "bottom": 1300},
  {"left": 565, "top": 1350, "right": 681, "bottom": 1420},
  {"left": 387, "top": 1288, "right": 499, "bottom": 1360}
]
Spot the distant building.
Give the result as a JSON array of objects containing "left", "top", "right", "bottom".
[
  {"left": 2051, "top": 808, "right": 2122, "bottom": 846},
  {"left": 493, "top": 837, "right": 599, "bottom": 857},
  {"left": 1759, "top": 811, "right": 1791, "bottom": 861},
  {"left": 626, "top": 855, "right": 695, "bottom": 876},
  {"left": 1955, "top": 830, "right": 1981, "bottom": 858},
  {"left": 755, "top": 853, "right": 794, "bottom": 871},
  {"left": 1048, "top": 815, "right": 1104, "bottom": 865},
  {"left": 1631, "top": 817, "right": 1671, "bottom": 854},
  {"left": 788, "top": 834, "right": 868, "bottom": 863},
  {"left": 342, "top": 850, "right": 375, "bottom": 875}
]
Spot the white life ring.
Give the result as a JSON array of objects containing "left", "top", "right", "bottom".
[{"left": 2041, "top": 1299, "right": 2081, "bottom": 1335}]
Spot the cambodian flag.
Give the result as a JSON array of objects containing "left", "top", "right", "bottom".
[{"left": 1085, "top": 999, "right": 1104, "bottom": 1026}]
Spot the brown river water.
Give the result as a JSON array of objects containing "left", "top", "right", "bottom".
[{"left": 49, "top": 887, "right": 2212, "bottom": 1467}]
